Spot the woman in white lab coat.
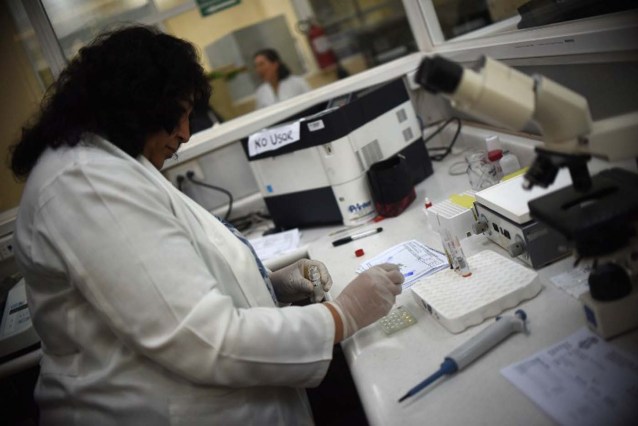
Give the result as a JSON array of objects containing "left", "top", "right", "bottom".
[
  {"left": 10, "top": 26, "right": 403, "bottom": 425},
  {"left": 254, "top": 48, "right": 312, "bottom": 109}
]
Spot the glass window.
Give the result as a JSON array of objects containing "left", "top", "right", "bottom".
[
  {"left": 163, "top": 0, "right": 419, "bottom": 120},
  {"left": 154, "top": 0, "right": 190, "bottom": 12},
  {"left": 6, "top": 0, "right": 55, "bottom": 87},
  {"left": 418, "top": 0, "right": 637, "bottom": 45},
  {"left": 9, "top": 0, "right": 419, "bottom": 124},
  {"left": 309, "top": 0, "right": 417, "bottom": 66},
  {"left": 1, "top": 1, "right": 47, "bottom": 211},
  {"left": 40, "top": 0, "right": 156, "bottom": 59}
]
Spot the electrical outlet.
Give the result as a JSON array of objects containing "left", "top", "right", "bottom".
[
  {"left": 163, "top": 160, "right": 205, "bottom": 188},
  {"left": 0, "top": 234, "right": 14, "bottom": 260}
]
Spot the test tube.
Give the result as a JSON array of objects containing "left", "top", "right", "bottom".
[
  {"left": 441, "top": 235, "right": 455, "bottom": 270},
  {"left": 441, "top": 228, "right": 471, "bottom": 277},
  {"left": 307, "top": 265, "right": 324, "bottom": 303},
  {"left": 454, "top": 250, "right": 472, "bottom": 277}
]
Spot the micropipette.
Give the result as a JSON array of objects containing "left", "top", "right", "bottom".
[{"left": 398, "top": 310, "right": 527, "bottom": 402}]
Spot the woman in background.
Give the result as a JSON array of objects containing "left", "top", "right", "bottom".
[{"left": 254, "top": 48, "right": 311, "bottom": 109}]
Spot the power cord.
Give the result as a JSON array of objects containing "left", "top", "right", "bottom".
[
  {"left": 230, "top": 211, "right": 273, "bottom": 233},
  {"left": 177, "top": 175, "right": 186, "bottom": 192},
  {"left": 422, "top": 117, "right": 462, "bottom": 162},
  {"left": 185, "top": 171, "right": 233, "bottom": 221},
  {"left": 448, "top": 160, "right": 468, "bottom": 176},
  {"left": 177, "top": 174, "right": 272, "bottom": 232}
]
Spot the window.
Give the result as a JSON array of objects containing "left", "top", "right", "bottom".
[
  {"left": 8, "top": 0, "right": 420, "bottom": 123},
  {"left": 308, "top": 0, "right": 417, "bottom": 66},
  {"left": 401, "top": 1, "right": 638, "bottom": 64},
  {"left": 1, "top": 0, "right": 47, "bottom": 210},
  {"left": 413, "top": 0, "right": 637, "bottom": 47}
]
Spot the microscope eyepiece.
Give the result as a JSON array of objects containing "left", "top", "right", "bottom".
[{"left": 415, "top": 55, "right": 463, "bottom": 95}]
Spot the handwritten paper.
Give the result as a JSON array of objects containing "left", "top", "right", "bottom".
[
  {"left": 356, "top": 240, "right": 449, "bottom": 289},
  {"left": 501, "top": 327, "right": 638, "bottom": 426},
  {"left": 247, "top": 121, "right": 301, "bottom": 157}
]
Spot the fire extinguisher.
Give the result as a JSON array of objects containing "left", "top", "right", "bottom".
[{"left": 297, "top": 19, "right": 337, "bottom": 69}]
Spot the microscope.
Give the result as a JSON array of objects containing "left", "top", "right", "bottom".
[{"left": 415, "top": 55, "right": 638, "bottom": 339}]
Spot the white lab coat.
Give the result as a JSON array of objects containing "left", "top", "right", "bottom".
[
  {"left": 255, "top": 75, "right": 311, "bottom": 109},
  {"left": 14, "top": 135, "right": 334, "bottom": 425}
]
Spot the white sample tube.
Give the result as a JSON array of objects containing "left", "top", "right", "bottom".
[{"left": 307, "top": 265, "right": 324, "bottom": 303}]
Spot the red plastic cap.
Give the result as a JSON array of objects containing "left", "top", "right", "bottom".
[
  {"left": 487, "top": 149, "right": 503, "bottom": 162},
  {"left": 424, "top": 197, "right": 432, "bottom": 208},
  {"left": 355, "top": 249, "right": 365, "bottom": 257}
]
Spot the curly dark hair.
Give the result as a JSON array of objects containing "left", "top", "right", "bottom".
[
  {"left": 253, "top": 48, "right": 291, "bottom": 81},
  {"left": 10, "top": 25, "right": 211, "bottom": 178}
]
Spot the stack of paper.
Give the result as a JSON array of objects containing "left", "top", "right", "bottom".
[
  {"left": 502, "top": 327, "right": 638, "bottom": 425},
  {"left": 356, "top": 240, "right": 449, "bottom": 289},
  {"left": 249, "top": 228, "right": 301, "bottom": 262}
]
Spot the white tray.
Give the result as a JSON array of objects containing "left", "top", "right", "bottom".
[{"left": 411, "top": 250, "right": 541, "bottom": 333}]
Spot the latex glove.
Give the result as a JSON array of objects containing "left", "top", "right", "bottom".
[
  {"left": 269, "top": 259, "right": 333, "bottom": 303},
  {"left": 328, "top": 263, "right": 403, "bottom": 338}
]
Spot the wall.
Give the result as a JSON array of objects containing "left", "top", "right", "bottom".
[
  {"left": 179, "top": 142, "right": 262, "bottom": 216},
  {"left": 0, "top": 2, "right": 44, "bottom": 211},
  {"left": 516, "top": 61, "right": 638, "bottom": 121}
]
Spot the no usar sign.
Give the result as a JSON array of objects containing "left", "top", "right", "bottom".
[{"left": 248, "top": 121, "right": 301, "bottom": 158}]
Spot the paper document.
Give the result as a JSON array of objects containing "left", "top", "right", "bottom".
[
  {"left": 249, "top": 229, "right": 301, "bottom": 262},
  {"left": 356, "top": 240, "right": 448, "bottom": 289},
  {"left": 549, "top": 264, "right": 591, "bottom": 299},
  {"left": 501, "top": 327, "right": 638, "bottom": 426}
]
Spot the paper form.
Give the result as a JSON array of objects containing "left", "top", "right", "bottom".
[
  {"left": 501, "top": 327, "right": 638, "bottom": 425},
  {"left": 249, "top": 228, "right": 301, "bottom": 262},
  {"left": 356, "top": 240, "right": 449, "bottom": 289},
  {"left": 549, "top": 264, "right": 591, "bottom": 299}
]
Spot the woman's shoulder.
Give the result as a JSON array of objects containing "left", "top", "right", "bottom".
[
  {"left": 255, "top": 82, "right": 271, "bottom": 95},
  {"left": 284, "top": 75, "right": 305, "bottom": 84},
  {"left": 283, "top": 75, "right": 310, "bottom": 91},
  {"left": 24, "top": 135, "right": 155, "bottom": 205},
  {"left": 255, "top": 83, "right": 275, "bottom": 108}
]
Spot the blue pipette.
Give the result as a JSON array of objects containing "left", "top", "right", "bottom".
[{"left": 398, "top": 310, "right": 528, "bottom": 402}]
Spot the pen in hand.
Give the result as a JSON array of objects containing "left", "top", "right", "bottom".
[{"left": 332, "top": 227, "right": 383, "bottom": 247}]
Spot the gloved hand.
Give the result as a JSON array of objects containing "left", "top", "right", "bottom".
[
  {"left": 269, "top": 259, "right": 333, "bottom": 303},
  {"left": 327, "top": 263, "right": 404, "bottom": 339}
]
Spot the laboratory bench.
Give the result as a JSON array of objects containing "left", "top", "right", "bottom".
[
  {"left": 3, "top": 148, "right": 637, "bottom": 425},
  {"left": 307, "top": 151, "right": 638, "bottom": 425}
]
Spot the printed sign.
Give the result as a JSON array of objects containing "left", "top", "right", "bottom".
[
  {"left": 248, "top": 122, "right": 301, "bottom": 157},
  {"left": 196, "top": 0, "right": 240, "bottom": 17}
]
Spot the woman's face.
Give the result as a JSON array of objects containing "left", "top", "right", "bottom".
[
  {"left": 254, "top": 54, "right": 279, "bottom": 84},
  {"left": 143, "top": 101, "right": 193, "bottom": 170}
]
